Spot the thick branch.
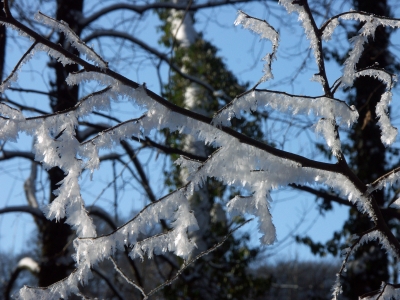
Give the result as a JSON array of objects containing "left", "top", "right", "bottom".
[
  {"left": 0, "top": 205, "right": 45, "bottom": 220},
  {"left": 0, "top": 150, "right": 35, "bottom": 161}
]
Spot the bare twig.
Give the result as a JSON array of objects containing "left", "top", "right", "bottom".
[
  {"left": 145, "top": 218, "right": 253, "bottom": 298},
  {"left": 110, "top": 257, "right": 146, "bottom": 298},
  {"left": 91, "top": 268, "right": 125, "bottom": 300}
]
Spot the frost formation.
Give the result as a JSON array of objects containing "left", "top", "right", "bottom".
[{"left": 0, "top": 4, "right": 399, "bottom": 300}]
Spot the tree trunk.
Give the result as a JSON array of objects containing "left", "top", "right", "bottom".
[
  {"left": 342, "top": 0, "right": 392, "bottom": 297},
  {"left": 38, "top": 0, "right": 84, "bottom": 287}
]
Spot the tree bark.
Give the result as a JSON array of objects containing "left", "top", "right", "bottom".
[
  {"left": 342, "top": 0, "right": 392, "bottom": 297},
  {"left": 38, "top": 0, "right": 84, "bottom": 287}
]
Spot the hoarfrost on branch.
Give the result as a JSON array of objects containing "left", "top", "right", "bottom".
[{"left": 0, "top": 1, "right": 400, "bottom": 299}]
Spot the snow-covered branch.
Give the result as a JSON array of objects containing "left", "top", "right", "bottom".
[
  {"left": 280, "top": 0, "right": 331, "bottom": 94},
  {"left": 1, "top": 0, "right": 400, "bottom": 298},
  {"left": 35, "top": 12, "right": 108, "bottom": 69},
  {"left": 234, "top": 10, "right": 279, "bottom": 84}
]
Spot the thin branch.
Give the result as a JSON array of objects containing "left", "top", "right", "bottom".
[
  {"left": 87, "top": 205, "right": 117, "bottom": 230},
  {"left": 0, "top": 41, "right": 38, "bottom": 90},
  {"left": 78, "top": 183, "right": 189, "bottom": 241},
  {"left": 80, "top": 115, "right": 145, "bottom": 146},
  {"left": 1, "top": 97, "right": 49, "bottom": 115},
  {"left": 360, "top": 282, "right": 400, "bottom": 299},
  {"left": 36, "top": 11, "right": 108, "bottom": 68},
  {"left": 290, "top": 184, "right": 351, "bottom": 207},
  {"left": 145, "top": 218, "right": 253, "bottom": 297},
  {"left": 3, "top": 0, "right": 11, "bottom": 17},
  {"left": 301, "top": 0, "right": 331, "bottom": 96},
  {"left": 83, "top": 30, "right": 228, "bottom": 100},
  {"left": 93, "top": 111, "right": 121, "bottom": 123},
  {"left": 0, "top": 87, "right": 112, "bottom": 125},
  {"left": 130, "top": 136, "right": 207, "bottom": 162},
  {"left": 110, "top": 257, "right": 146, "bottom": 299},
  {"left": 91, "top": 268, "right": 125, "bottom": 300},
  {"left": 333, "top": 227, "right": 377, "bottom": 299},
  {"left": 368, "top": 165, "right": 400, "bottom": 192},
  {"left": 88, "top": 205, "right": 144, "bottom": 286},
  {"left": 118, "top": 144, "right": 171, "bottom": 251},
  {"left": 8, "top": 87, "right": 53, "bottom": 96},
  {"left": 120, "top": 140, "right": 158, "bottom": 204},
  {"left": 320, "top": 11, "right": 400, "bottom": 34},
  {"left": 81, "top": 0, "right": 265, "bottom": 27},
  {"left": 215, "top": 87, "right": 354, "bottom": 116},
  {"left": 5, "top": 257, "right": 40, "bottom": 300}
]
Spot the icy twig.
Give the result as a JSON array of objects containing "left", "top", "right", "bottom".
[
  {"left": 35, "top": 12, "right": 108, "bottom": 69},
  {"left": 234, "top": 10, "right": 279, "bottom": 84},
  {"left": 214, "top": 89, "right": 358, "bottom": 128},
  {"left": 80, "top": 115, "right": 145, "bottom": 146},
  {"left": 321, "top": 11, "right": 400, "bottom": 34},
  {"left": 333, "top": 228, "right": 400, "bottom": 299},
  {"left": 376, "top": 91, "right": 398, "bottom": 146},
  {"left": 367, "top": 166, "right": 400, "bottom": 207},
  {"left": 280, "top": 0, "right": 330, "bottom": 93},
  {"left": 0, "top": 41, "right": 37, "bottom": 93},
  {"left": 332, "top": 227, "right": 376, "bottom": 299},
  {"left": 145, "top": 219, "right": 253, "bottom": 298}
]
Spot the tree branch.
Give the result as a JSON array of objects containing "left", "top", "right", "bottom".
[
  {"left": 5, "top": 257, "right": 40, "bottom": 300},
  {"left": 110, "top": 257, "right": 146, "bottom": 299},
  {"left": 83, "top": 30, "right": 227, "bottom": 100},
  {"left": 290, "top": 184, "right": 351, "bottom": 207},
  {"left": 91, "top": 268, "right": 125, "bottom": 300},
  {"left": 87, "top": 205, "right": 117, "bottom": 230},
  {"left": 146, "top": 218, "right": 253, "bottom": 297},
  {"left": 0, "top": 205, "right": 45, "bottom": 220},
  {"left": 120, "top": 141, "right": 158, "bottom": 204},
  {"left": 81, "top": 0, "right": 265, "bottom": 27},
  {"left": 0, "top": 11, "right": 353, "bottom": 175},
  {"left": 0, "top": 41, "right": 37, "bottom": 91},
  {"left": 0, "top": 150, "right": 35, "bottom": 161},
  {"left": 130, "top": 136, "right": 207, "bottom": 162},
  {"left": 301, "top": 0, "right": 331, "bottom": 96},
  {"left": 1, "top": 96, "right": 49, "bottom": 115}
]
